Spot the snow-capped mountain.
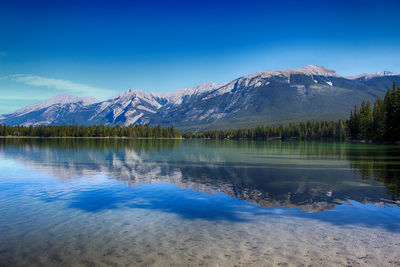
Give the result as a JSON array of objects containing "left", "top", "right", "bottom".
[
  {"left": 346, "top": 71, "right": 399, "bottom": 80},
  {"left": 153, "top": 82, "right": 222, "bottom": 105},
  {"left": 0, "top": 94, "right": 100, "bottom": 126},
  {"left": 13, "top": 94, "right": 99, "bottom": 116},
  {"left": 1, "top": 65, "right": 399, "bottom": 129}
]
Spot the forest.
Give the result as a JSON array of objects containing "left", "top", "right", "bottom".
[
  {"left": 0, "top": 82, "right": 399, "bottom": 142},
  {"left": 347, "top": 82, "right": 400, "bottom": 141},
  {"left": 183, "top": 120, "right": 347, "bottom": 140},
  {"left": 0, "top": 124, "right": 181, "bottom": 139}
]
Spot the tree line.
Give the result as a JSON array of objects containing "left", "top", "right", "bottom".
[
  {"left": 183, "top": 120, "right": 347, "bottom": 140},
  {"left": 0, "top": 124, "right": 181, "bottom": 139}
]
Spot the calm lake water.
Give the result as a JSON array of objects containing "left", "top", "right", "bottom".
[{"left": 0, "top": 138, "right": 400, "bottom": 266}]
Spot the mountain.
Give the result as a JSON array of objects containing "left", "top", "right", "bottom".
[
  {"left": 346, "top": 71, "right": 399, "bottom": 80},
  {"left": 1, "top": 65, "right": 400, "bottom": 130},
  {"left": 0, "top": 94, "right": 99, "bottom": 126}
]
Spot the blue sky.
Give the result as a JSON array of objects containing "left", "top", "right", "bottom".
[{"left": 0, "top": 0, "right": 400, "bottom": 114}]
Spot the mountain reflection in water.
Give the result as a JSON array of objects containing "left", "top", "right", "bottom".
[{"left": 0, "top": 138, "right": 399, "bottom": 212}]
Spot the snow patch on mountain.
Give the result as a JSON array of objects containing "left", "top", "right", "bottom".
[
  {"left": 293, "top": 65, "right": 341, "bottom": 77},
  {"left": 375, "top": 71, "right": 399, "bottom": 76},
  {"left": 346, "top": 71, "right": 399, "bottom": 80},
  {"left": 246, "top": 65, "right": 342, "bottom": 79},
  {"left": 125, "top": 113, "right": 144, "bottom": 125},
  {"left": 153, "top": 82, "right": 223, "bottom": 105},
  {"left": 136, "top": 105, "right": 157, "bottom": 113}
]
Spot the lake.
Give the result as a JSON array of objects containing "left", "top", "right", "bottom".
[{"left": 0, "top": 138, "right": 399, "bottom": 266}]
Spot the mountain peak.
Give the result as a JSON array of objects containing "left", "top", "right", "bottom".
[
  {"left": 12, "top": 94, "right": 99, "bottom": 116},
  {"left": 294, "top": 65, "right": 340, "bottom": 76},
  {"left": 114, "top": 88, "right": 146, "bottom": 98},
  {"left": 43, "top": 93, "right": 99, "bottom": 105},
  {"left": 346, "top": 71, "right": 399, "bottom": 80},
  {"left": 374, "top": 71, "right": 399, "bottom": 76},
  {"left": 247, "top": 65, "right": 342, "bottom": 79},
  {"left": 46, "top": 93, "right": 80, "bottom": 103},
  {"left": 165, "top": 82, "right": 220, "bottom": 97}
]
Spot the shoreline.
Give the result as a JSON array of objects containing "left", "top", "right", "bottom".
[
  {"left": 0, "top": 136, "right": 183, "bottom": 140},
  {"left": 1, "top": 136, "right": 399, "bottom": 144}
]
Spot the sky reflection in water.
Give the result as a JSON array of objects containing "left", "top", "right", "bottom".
[{"left": 1, "top": 138, "right": 400, "bottom": 232}]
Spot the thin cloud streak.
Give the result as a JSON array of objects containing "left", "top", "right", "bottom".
[
  {"left": 3, "top": 74, "right": 113, "bottom": 99},
  {"left": 0, "top": 95, "right": 45, "bottom": 100}
]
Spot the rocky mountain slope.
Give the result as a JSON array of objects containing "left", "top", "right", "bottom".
[{"left": 1, "top": 65, "right": 399, "bottom": 129}]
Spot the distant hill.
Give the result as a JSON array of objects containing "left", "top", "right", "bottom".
[{"left": 1, "top": 65, "right": 399, "bottom": 130}]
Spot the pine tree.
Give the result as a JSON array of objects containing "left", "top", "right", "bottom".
[
  {"left": 372, "top": 98, "right": 385, "bottom": 141},
  {"left": 359, "top": 101, "right": 373, "bottom": 140}
]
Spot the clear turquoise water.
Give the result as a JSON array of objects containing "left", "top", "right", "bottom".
[{"left": 0, "top": 139, "right": 400, "bottom": 266}]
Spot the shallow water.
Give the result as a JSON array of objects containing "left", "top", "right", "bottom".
[{"left": 0, "top": 139, "right": 400, "bottom": 266}]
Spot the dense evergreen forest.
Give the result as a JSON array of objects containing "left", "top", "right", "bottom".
[
  {"left": 0, "top": 121, "right": 348, "bottom": 140},
  {"left": 0, "top": 124, "right": 181, "bottom": 139},
  {"left": 347, "top": 82, "right": 400, "bottom": 141},
  {"left": 183, "top": 120, "right": 347, "bottom": 140},
  {"left": 0, "top": 83, "right": 399, "bottom": 142}
]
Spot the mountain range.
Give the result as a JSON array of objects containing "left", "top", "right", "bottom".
[{"left": 1, "top": 65, "right": 399, "bottom": 130}]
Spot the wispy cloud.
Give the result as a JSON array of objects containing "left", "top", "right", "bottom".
[
  {"left": 3, "top": 74, "right": 112, "bottom": 98},
  {"left": 0, "top": 95, "right": 45, "bottom": 101}
]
